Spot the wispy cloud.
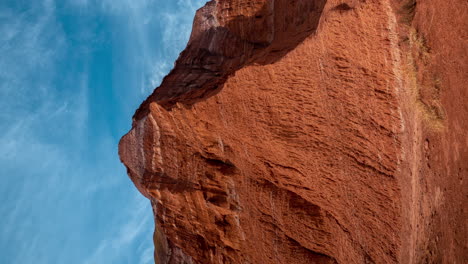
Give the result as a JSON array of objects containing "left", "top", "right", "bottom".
[
  {"left": 0, "top": 1, "right": 65, "bottom": 121},
  {"left": 142, "top": 0, "right": 208, "bottom": 95},
  {"left": 0, "top": 0, "right": 206, "bottom": 263},
  {"left": 0, "top": 2, "right": 91, "bottom": 262},
  {"left": 98, "top": 0, "right": 209, "bottom": 94},
  {"left": 83, "top": 194, "right": 153, "bottom": 264}
]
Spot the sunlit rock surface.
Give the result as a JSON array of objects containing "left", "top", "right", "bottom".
[{"left": 119, "top": 0, "right": 467, "bottom": 263}]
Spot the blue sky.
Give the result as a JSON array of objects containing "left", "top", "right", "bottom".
[{"left": 0, "top": 0, "right": 206, "bottom": 263}]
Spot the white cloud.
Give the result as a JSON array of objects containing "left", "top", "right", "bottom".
[
  {"left": 0, "top": 1, "right": 67, "bottom": 124},
  {"left": 148, "top": 60, "right": 171, "bottom": 90},
  {"left": 0, "top": 1, "right": 207, "bottom": 263},
  {"left": 143, "top": 0, "right": 207, "bottom": 94},
  {"left": 0, "top": 1, "right": 91, "bottom": 263}
]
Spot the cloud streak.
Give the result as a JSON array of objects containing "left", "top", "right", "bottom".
[{"left": 0, "top": 0, "right": 206, "bottom": 263}]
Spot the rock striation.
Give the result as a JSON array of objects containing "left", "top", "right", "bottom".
[{"left": 119, "top": 0, "right": 468, "bottom": 263}]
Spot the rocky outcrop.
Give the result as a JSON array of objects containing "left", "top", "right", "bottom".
[{"left": 119, "top": 0, "right": 468, "bottom": 263}]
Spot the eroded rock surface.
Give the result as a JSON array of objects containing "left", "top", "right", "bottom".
[{"left": 119, "top": 0, "right": 467, "bottom": 263}]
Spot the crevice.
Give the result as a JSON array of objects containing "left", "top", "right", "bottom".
[
  {"left": 332, "top": 3, "right": 353, "bottom": 12},
  {"left": 198, "top": 154, "right": 238, "bottom": 175}
]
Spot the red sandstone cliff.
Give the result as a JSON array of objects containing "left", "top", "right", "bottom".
[{"left": 119, "top": 0, "right": 468, "bottom": 263}]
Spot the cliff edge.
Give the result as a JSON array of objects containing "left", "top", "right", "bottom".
[{"left": 119, "top": 0, "right": 468, "bottom": 263}]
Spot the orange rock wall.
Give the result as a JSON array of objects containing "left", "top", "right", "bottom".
[{"left": 119, "top": 0, "right": 467, "bottom": 263}]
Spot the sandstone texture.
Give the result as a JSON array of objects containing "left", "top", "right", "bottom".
[{"left": 119, "top": 0, "right": 468, "bottom": 263}]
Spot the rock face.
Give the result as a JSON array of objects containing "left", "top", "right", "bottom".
[{"left": 119, "top": 0, "right": 467, "bottom": 263}]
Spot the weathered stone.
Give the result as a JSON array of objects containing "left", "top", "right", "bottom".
[{"left": 119, "top": 0, "right": 468, "bottom": 263}]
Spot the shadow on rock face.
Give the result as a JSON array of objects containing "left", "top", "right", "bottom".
[{"left": 133, "top": 0, "right": 327, "bottom": 122}]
